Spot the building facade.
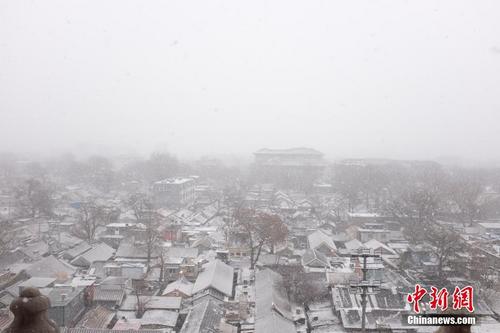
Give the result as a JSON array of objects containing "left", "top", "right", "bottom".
[{"left": 152, "top": 177, "right": 196, "bottom": 208}]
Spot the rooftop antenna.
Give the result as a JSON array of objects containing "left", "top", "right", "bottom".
[{"left": 349, "top": 248, "right": 382, "bottom": 333}]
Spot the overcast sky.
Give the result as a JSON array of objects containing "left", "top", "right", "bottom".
[{"left": 1, "top": 0, "right": 499, "bottom": 162}]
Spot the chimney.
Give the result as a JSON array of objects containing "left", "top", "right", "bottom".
[{"left": 61, "top": 294, "right": 67, "bottom": 301}]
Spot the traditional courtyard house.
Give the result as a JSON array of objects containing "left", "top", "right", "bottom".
[
  {"left": 191, "top": 259, "right": 234, "bottom": 304},
  {"left": 71, "top": 243, "right": 115, "bottom": 267},
  {"left": 47, "top": 286, "right": 86, "bottom": 327},
  {"left": 301, "top": 249, "right": 331, "bottom": 269},
  {"left": 161, "top": 276, "right": 194, "bottom": 298},
  {"left": 179, "top": 299, "right": 225, "bottom": 333},
  {"left": 307, "top": 230, "right": 337, "bottom": 256}
]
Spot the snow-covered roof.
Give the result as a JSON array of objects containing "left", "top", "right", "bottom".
[
  {"left": 140, "top": 309, "right": 179, "bottom": 328},
  {"left": 154, "top": 177, "right": 195, "bottom": 185},
  {"left": 106, "top": 222, "right": 139, "bottom": 228},
  {"left": 120, "top": 296, "right": 181, "bottom": 311},
  {"left": 77, "top": 305, "right": 115, "bottom": 329},
  {"left": 71, "top": 243, "right": 115, "bottom": 267},
  {"left": 162, "top": 277, "right": 194, "bottom": 296},
  {"left": 25, "top": 255, "right": 76, "bottom": 280},
  {"left": 20, "top": 241, "right": 49, "bottom": 259},
  {"left": 307, "top": 230, "right": 336, "bottom": 251},
  {"left": 18, "top": 277, "right": 56, "bottom": 288},
  {"left": 302, "top": 249, "right": 330, "bottom": 268},
  {"left": 116, "top": 242, "right": 159, "bottom": 259},
  {"left": 478, "top": 222, "right": 500, "bottom": 229},
  {"left": 347, "top": 212, "right": 379, "bottom": 218},
  {"left": 64, "top": 242, "right": 92, "bottom": 260},
  {"left": 363, "top": 239, "right": 397, "bottom": 255},
  {"left": 192, "top": 260, "right": 234, "bottom": 297},
  {"left": 344, "top": 239, "right": 365, "bottom": 251},
  {"left": 92, "top": 285, "right": 125, "bottom": 304},
  {"left": 166, "top": 247, "right": 198, "bottom": 259},
  {"left": 180, "top": 299, "right": 224, "bottom": 333}
]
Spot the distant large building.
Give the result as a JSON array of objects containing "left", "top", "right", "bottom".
[
  {"left": 253, "top": 147, "right": 326, "bottom": 190},
  {"left": 152, "top": 177, "right": 196, "bottom": 208}
]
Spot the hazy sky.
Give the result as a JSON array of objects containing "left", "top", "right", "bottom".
[{"left": 1, "top": 0, "right": 500, "bottom": 162}]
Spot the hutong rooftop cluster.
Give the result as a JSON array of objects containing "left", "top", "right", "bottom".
[{"left": 1, "top": 148, "right": 500, "bottom": 332}]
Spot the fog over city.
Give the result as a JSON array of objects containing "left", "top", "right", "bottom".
[
  {"left": 1, "top": 0, "right": 500, "bottom": 164},
  {"left": 3, "top": 2, "right": 500, "bottom": 333}
]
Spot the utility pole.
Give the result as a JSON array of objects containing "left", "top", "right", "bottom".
[{"left": 350, "top": 248, "right": 382, "bottom": 333}]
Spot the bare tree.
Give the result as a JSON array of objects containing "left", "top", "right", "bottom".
[
  {"left": 474, "top": 259, "right": 497, "bottom": 289},
  {"left": 381, "top": 162, "right": 447, "bottom": 223},
  {"left": 383, "top": 181, "right": 443, "bottom": 245},
  {"left": 467, "top": 246, "right": 499, "bottom": 289},
  {"left": 128, "top": 195, "right": 161, "bottom": 270},
  {"left": 121, "top": 152, "right": 182, "bottom": 183},
  {"left": 332, "top": 164, "right": 364, "bottom": 212},
  {"left": 235, "top": 209, "right": 288, "bottom": 269},
  {"left": 234, "top": 209, "right": 264, "bottom": 270},
  {"left": 424, "top": 225, "right": 464, "bottom": 281},
  {"left": 265, "top": 214, "right": 289, "bottom": 254},
  {"left": 326, "top": 194, "right": 349, "bottom": 220},
  {"left": 86, "top": 155, "right": 115, "bottom": 192},
  {"left": 389, "top": 183, "right": 441, "bottom": 223},
  {"left": 360, "top": 165, "right": 391, "bottom": 211},
  {"left": 72, "top": 200, "right": 105, "bottom": 243},
  {"left": 158, "top": 250, "right": 165, "bottom": 284},
  {"left": 143, "top": 209, "right": 161, "bottom": 271},
  {"left": 15, "top": 178, "right": 54, "bottom": 218},
  {"left": 275, "top": 265, "right": 326, "bottom": 306},
  {"left": 132, "top": 279, "right": 150, "bottom": 318},
  {"left": 128, "top": 193, "right": 150, "bottom": 221},
  {"left": 24, "top": 161, "right": 47, "bottom": 179},
  {"left": 0, "top": 219, "right": 15, "bottom": 255},
  {"left": 448, "top": 170, "right": 483, "bottom": 226},
  {"left": 0, "top": 152, "right": 17, "bottom": 184}
]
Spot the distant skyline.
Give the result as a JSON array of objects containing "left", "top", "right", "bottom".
[{"left": 1, "top": 1, "right": 500, "bottom": 165}]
